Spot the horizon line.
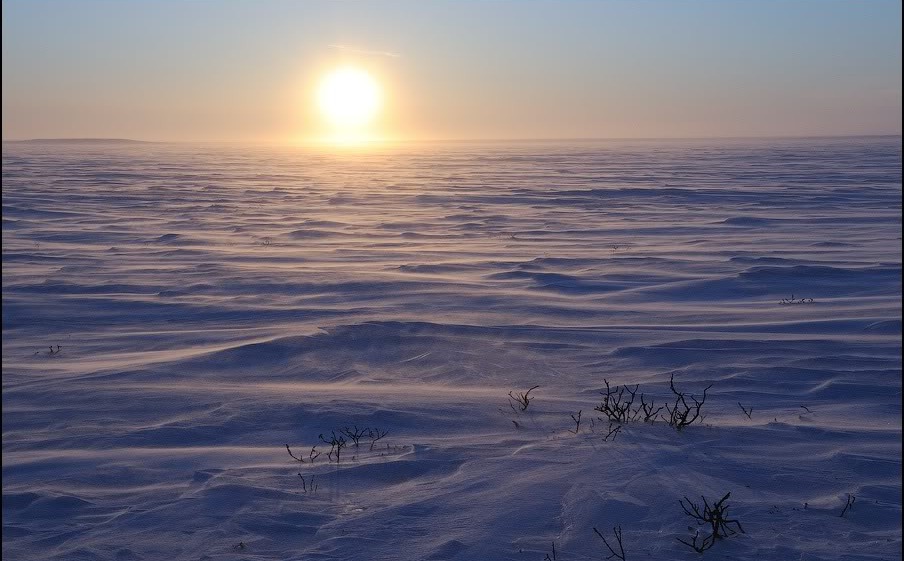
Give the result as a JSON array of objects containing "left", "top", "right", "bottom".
[{"left": 3, "top": 133, "right": 902, "bottom": 144}]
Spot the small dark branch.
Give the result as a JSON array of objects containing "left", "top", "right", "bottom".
[
  {"left": 639, "top": 393, "right": 663, "bottom": 422},
  {"left": 286, "top": 443, "right": 305, "bottom": 463},
  {"left": 508, "top": 385, "right": 540, "bottom": 412},
  {"left": 543, "top": 541, "right": 557, "bottom": 561},
  {"left": 368, "top": 427, "right": 389, "bottom": 451},
  {"left": 738, "top": 402, "right": 752, "bottom": 419},
  {"left": 712, "top": 492, "right": 745, "bottom": 536},
  {"left": 624, "top": 384, "right": 640, "bottom": 422},
  {"left": 676, "top": 530, "right": 714, "bottom": 553},
  {"left": 319, "top": 431, "right": 347, "bottom": 463},
  {"left": 679, "top": 496, "right": 705, "bottom": 520},
  {"left": 799, "top": 405, "right": 812, "bottom": 413},
  {"left": 593, "top": 525, "right": 627, "bottom": 561},
  {"left": 839, "top": 494, "right": 856, "bottom": 517},
  {"left": 339, "top": 425, "right": 368, "bottom": 448},
  {"left": 568, "top": 410, "right": 582, "bottom": 434},
  {"left": 297, "top": 473, "right": 318, "bottom": 494},
  {"left": 601, "top": 422, "right": 622, "bottom": 442}
]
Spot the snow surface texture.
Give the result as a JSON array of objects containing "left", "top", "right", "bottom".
[{"left": 2, "top": 137, "right": 901, "bottom": 561}]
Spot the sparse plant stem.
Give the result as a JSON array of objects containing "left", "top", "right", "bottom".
[
  {"left": 508, "top": 385, "right": 540, "bottom": 412},
  {"left": 340, "top": 425, "right": 368, "bottom": 448},
  {"left": 738, "top": 402, "right": 752, "bottom": 419},
  {"left": 597, "top": 421, "right": 622, "bottom": 441},
  {"left": 594, "top": 525, "right": 627, "bottom": 561},
  {"left": 368, "top": 428, "right": 389, "bottom": 451},
  {"left": 676, "top": 529, "right": 712, "bottom": 553},
  {"left": 839, "top": 494, "right": 856, "bottom": 517},
  {"left": 319, "top": 431, "right": 347, "bottom": 463},
  {"left": 638, "top": 393, "right": 663, "bottom": 422},
  {"left": 298, "top": 473, "right": 318, "bottom": 494},
  {"left": 569, "top": 410, "right": 582, "bottom": 434},
  {"left": 286, "top": 443, "right": 306, "bottom": 463}
]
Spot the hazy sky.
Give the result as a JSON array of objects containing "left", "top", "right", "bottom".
[{"left": 2, "top": 0, "right": 901, "bottom": 142}]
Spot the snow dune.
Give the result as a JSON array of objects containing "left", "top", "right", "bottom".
[{"left": 2, "top": 137, "right": 901, "bottom": 560}]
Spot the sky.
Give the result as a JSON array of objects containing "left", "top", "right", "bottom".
[{"left": 2, "top": 0, "right": 901, "bottom": 142}]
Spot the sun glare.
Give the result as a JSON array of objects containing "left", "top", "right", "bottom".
[{"left": 317, "top": 68, "right": 381, "bottom": 131}]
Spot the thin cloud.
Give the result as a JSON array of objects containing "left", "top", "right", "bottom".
[{"left": 328, "top": 44, "right": 400, "bottom": 58}]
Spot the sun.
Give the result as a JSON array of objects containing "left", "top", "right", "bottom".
[{"left": 317, "top": 67, "right": 381, "bottom": 130}]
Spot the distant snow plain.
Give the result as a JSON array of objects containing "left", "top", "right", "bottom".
[{"left": 2, "top": 137, "right": 901, "bottom": 560}]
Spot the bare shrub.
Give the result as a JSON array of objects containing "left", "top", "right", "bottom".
[
  {"left": 368, "top": 427, "right": 389, "bottom": 450},
  {"left": 340, "top": 425, "right": 368, "bottom": 448},
  {"left": 676, "top": 492, "right": 744, "bottom": 552},
  {"left": 286, "top": 443, "right": 321, "bottom": 463},
  {"left": 508, "top": 385, "right": 540, "bottom": 412},
  {"left": 594, "top": 380, "right": 663, "bottom": 424},
  {"left": 594, "top": 379, "right": 639, "bottom": 423},
  {"left": 319, "top": 431, "right": 348, "bottom": 463},
  {"left": 665, "top": 374, "right": 711, "bottom": 430},
  {"left": 638, "top": 394, "right": 663, "bottom": 422}
]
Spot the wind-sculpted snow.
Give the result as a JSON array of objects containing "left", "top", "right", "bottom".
[{"left": 2, "top": 137, "right": 901, "bottom": 560}]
